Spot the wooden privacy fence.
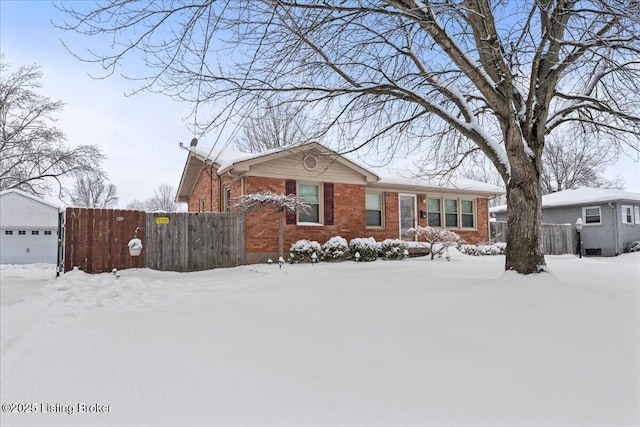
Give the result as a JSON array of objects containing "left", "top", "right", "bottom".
[
  {"left": 64, "top": 208, "right": 246, "bottom": 273},
  {"left": 64, "top": 208, "right": 147, "bottom": 273},
  {"left": 145, "top": 212, "right": 245, "bottom": 272},
  {"left": 490, "top": 221, "right": 576, "bottom": 255}
]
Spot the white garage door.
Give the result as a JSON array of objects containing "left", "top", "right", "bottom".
[{"left": 0, "top": 229, "right": 58, "bottom": 264}]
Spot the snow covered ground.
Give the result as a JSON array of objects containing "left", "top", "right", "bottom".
[{"left": 1, "top": 252, "right": 638, "bottom": 427}]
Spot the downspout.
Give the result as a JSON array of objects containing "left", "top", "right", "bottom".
[{"left": 608, "top": 202, "right": 619, "bottom": 255}]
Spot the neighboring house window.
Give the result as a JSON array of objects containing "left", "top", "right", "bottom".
[
  {"left": 366, "top": 193, "right": 384, "bottom": 227},
  {"left": 223, "top": 187, "right": 231, "bottom": 212},
  {"left": 583, "top": 207, "right": 601, "bottom": 225},
  {"left": 18, "top": 230, "right": 26, "bottom": 235},
  {"left": 44, "top": 230, "right": 52, "bottom": 235},
  {"left": 427, "top": 198, "right": 441, "bottom": 227},
  {"left": 199, "top": 198, "right": 205, "bottom": 213},
  {"left": 5, "top": 230, "right": 13, "bottom": 235},
  {"left": 445, "top": 199, "right": 458, "bottom": 228},
  {"left": 635, "top": 206, "right": 640, "bottom": 225},
  {"left": 461, "top": 200, "right": 475, "bottom": 228},
  {"left": 622, "top": 205, "right": 633, "bottom": 224},
  {"left": 32, "top": 230, "right": 39, "bottom": 235},
  {"left": 298, "top": 183, "right": 321, "bottom": 223}
]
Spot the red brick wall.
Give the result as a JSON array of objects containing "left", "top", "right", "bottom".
[
  {"left": 189, "top": 170, "right": 491, "bottom": 260},
  {"left": 187, "top": 166, "right": 241, "bottom": 213}
]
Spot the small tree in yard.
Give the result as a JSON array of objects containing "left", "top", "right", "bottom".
[
  {"left": 409, "top": 226, "right": 462, "bottom": 260},
  {"left": 234, "top": 192, "right": 311, "bottom": 258}
]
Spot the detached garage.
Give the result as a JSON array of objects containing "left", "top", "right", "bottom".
[{"left": 0, "top": 189, "right": 61, "bottom": 264}]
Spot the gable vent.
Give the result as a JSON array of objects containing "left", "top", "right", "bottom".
[{"left": 303, "top": 154, "right": 318, "bottom": 171}]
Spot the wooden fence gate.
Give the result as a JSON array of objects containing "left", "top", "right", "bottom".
[
  {"left": 490, "top": 221, "right": 576, "bottom": 255},
  {"left": 64, "top": 208, "right": 245, "bottom": 273}
]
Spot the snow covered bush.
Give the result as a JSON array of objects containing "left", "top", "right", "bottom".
[
  {"left": 321, "top": 236, "right": 350, "bottom": 261},
  {"left": 408, "top": 226, "right": 461, "bottom": 260},
  {"left": 459, "top": 243, "right": 506, "bottom": 256},
  {"left": 379, "top": 239, "right": 408, "bottom": 260},
  {"left": 624, "top": 241, "right": 640, "bottom": 253},
  {"left": 289, "top": 240, "right": 322, "bottom": 263},
  {"left": 349, "top": 237, "right": 378, "bottom": 262}
]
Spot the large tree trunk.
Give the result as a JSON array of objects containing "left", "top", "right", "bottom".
[{"left": 504, "top": 141, "right": 546, "bottom": 274}]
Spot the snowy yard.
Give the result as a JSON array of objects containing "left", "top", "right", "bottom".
[{"left": 1, "top": 252, "right": 638, "bottom": 427}]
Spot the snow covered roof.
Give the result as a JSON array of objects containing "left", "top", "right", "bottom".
[
  {"left": 371, "top": 167, "right": 504, "bottom": 195},
  {"left": 490, "top": 187, "right": 640, "bottom": 213},
  {"left": 176, "top": 141, "right": 505, "bottom": 202},
  {"left": 0, "top": 189, "right": 62, "bottom": 211}
]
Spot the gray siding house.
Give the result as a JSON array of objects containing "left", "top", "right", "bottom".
[{"left": 491, "top": 187, "right": 640, "bottom": 256}]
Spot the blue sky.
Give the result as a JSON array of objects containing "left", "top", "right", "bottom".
[{"left": 1, "top": 1, "right": 639, "bottom": 208}]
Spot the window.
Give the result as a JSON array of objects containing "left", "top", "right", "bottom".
[
  {"left": 622, "top": 205, "right": 633, "bottom": 224},
  {"left": 461, "top": 200, "right": 475, "bottom": 228},
  {"left": 635, "top": 206, "right": 640, "bottom": 225},
  {"left": 445, "top": 199, "right": 458, "bottom": 228},
  {"left": 427, "top": 198, "right": 441, "bottom": 227},
  {"left": 18, "top": 230, "right": 26, "bottom": 235},
  {"left": 199, "top": 198, "right": 205, "bottom": 213},
  {"left": 44, "top": 230, "right": 52, "bottom": 235},
  {"left": 366, "top": 193, "right": 384, "bottom": 227},
  {"left": 428, "top": 197, "right": 476, "bottom": 229},
  {"left": 583, "top": 207, "right": 601, "bottom": 225},
  {"left": 31, "top": 230, "right": 39, "bottom": 235},
  {"left": 4, "top": 230, "right": 13, "bottom": 235},
  {"left": 223, "top": 187, "right": 232, "bottom": 212},
  {"left": 298, "top": 184, "right": 320, "bottom": 223}
]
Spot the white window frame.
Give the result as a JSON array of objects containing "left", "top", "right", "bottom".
[
  {"left": 635, "top": 206, "right": 640, "bottom": 225},
  {"left": 622, "top": 205, "right": 634, "bottom": 224},
  {"left": 223, "top": 186, "right": 232, "bottom": 212},
  {"left": 582, "top": 206, "right": 602, "bottom": 226},
  {"left": 297, "top": 182, "right": 323, "bottom": 225},
  {"left": 365, "top": 192, "right": 385, "bottom": 228},
  {"left": 426, "top": 196, "right": 477, "bottom": 230},
  {"left": 460, "top": 199, "right": 476, "bottom": 229}
]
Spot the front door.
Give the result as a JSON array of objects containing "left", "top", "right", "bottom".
[{"left": 399, "top": 194, "right": 416, "bottom": 240}]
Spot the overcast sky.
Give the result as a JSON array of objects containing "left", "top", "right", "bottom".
[{"left": 1, "top": 1, "right": 639, "bottom": 209}]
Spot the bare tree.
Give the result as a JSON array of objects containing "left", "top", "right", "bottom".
[
  {"left": 126, "top": 184, "right": 180, "bottom": 212},
  {"left": 68, "top": 175, "right": 119, "bottom": 208},
  {"left": 126, "top": 199, "right": 147, "bottom": 211},
  {"left": 145, "top": 184, "right": 180, "bottom": 212},
  {"left": 0, "top": 56, "right": 105, "bottom": 197},
  {"left": 236, "top": 98, "right": 317, "bottom": 152},
  {"left": 541, "top": 132, "right": 624, "bottom": 194},
  {"left": 58, "top": 1, "right": 640, "bottom": 274}
]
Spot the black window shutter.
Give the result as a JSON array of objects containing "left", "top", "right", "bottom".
[
  {"left": 285, "top": 180, "right": 297, "bottom": 224},
  {"left": 324, "top": 183, "right": 334, "bottom": 225}
]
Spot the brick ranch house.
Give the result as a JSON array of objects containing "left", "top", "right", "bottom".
[{"left": 176, "top": 142, "right": 503, "bottom": 263}]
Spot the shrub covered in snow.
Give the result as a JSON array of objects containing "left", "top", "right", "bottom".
[
  {"left": 289, "top": 239, "right": 322, "bottom": 263},
  {"left": 379, "top": 239, "right": 409, "bottom": 260},
  {"left": 349, "top": 237, "right": 378, "bottom": 262},
  {"left": 408, "top": 226, "right": 462, "bottom": 260},
  {"left": 321, "top": 236, "right": 350, "bottom": 261},
  {"left": 624, "top": 241, "right": 640, "bottom": 253},
  {"left": 459, "top": 243, "right": 506, "bottom": 256}
]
